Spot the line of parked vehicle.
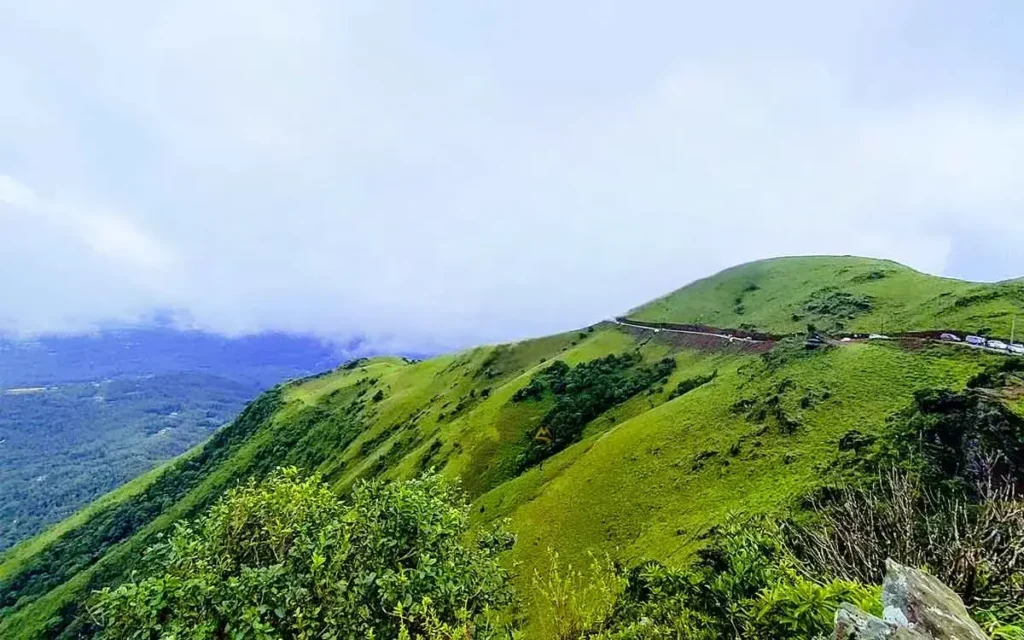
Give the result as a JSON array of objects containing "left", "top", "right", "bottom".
[
  {"left": 939, "top": 332, "right": 1024, "bottom": 355},
  {"left": 837, "top": 332, "right": 1024, "bottom": 356}
]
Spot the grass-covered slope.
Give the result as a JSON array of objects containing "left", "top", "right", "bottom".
[
  {"left": 0, "top": 256, "right": 1016, "bottom": 638},
  {"left": 630, "top": 255, "right": 1024, "bottom": 337}
]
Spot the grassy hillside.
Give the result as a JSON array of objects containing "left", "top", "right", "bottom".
[
  {"left": 0, "top": 256, "right": 1017, "bottom": 638},
  {"left": 630, "top": 255, "right": 1024, "bottom": 337}
]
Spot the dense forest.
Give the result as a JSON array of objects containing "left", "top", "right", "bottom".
[
  {"left": 0, "top": 373, "right": 257, "bottom": 550},
  {"left": 0, "top": 326, "right": 350, "bottom": 550}
]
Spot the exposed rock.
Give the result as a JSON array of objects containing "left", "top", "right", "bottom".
[
  {"left": 834, "top": 603, "right": 930, "bottom": 639},
  {"left": 832, "top": 560, "right": 988, "bottom": 640}
]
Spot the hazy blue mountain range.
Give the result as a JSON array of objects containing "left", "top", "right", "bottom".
[{"left": 0, "top": 327, "right": 355, "bottom": 550}]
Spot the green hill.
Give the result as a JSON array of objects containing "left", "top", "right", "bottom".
[
  {"left": 1, "top": 256, "right": 1019, "bottom": 638},
  {"left": 630, "top": 255, "right": 1024, "bottom": 337}
]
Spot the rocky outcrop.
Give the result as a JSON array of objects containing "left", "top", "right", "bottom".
[{"left": 833, "top": 559, "right": 988, "bottom": 640}]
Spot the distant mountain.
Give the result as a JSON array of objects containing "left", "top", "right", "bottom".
[
  {"left": 3, "top": 257, "right": 1023, "bottom": 638},
  {"left": 0, "top": 327, "right": 348, "bottom": 388},
  {"left": 0, "top": 327, "right": 352, "bottom": 552}
]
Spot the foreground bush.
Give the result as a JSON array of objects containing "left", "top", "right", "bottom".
[
  {"left": 535, "top": 518, "right": 880, "bottom": 640},
  {"left": 88, "top": 468, "right": 515, "bottom": 639}
]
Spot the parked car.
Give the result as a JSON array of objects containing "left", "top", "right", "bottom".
[
  {"left": 939, "top": 333, "right": 961, "bottom": 342},
  {"left": 1010, "top": 344, "right": 1024, "bottom": 355},
  {"left": 868, "top": 334, "right": 889, "bottom": 340},
  {"left": 965, "top": 335, "right": 987, "bottom": 346},
  {"left": 987, "top": 340, "right": 1009, "bottom": 351}
]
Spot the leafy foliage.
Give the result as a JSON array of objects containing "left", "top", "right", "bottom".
[
  {"left": 89, "top": 469, "right": 516, "bottom": 639},
  {"left": 514, "top": 354, "right": 676, "bottom": 465}
]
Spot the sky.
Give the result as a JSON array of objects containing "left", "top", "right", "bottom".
[{"left": 1, "top": 1, "right": 1024, "bottom": 353}]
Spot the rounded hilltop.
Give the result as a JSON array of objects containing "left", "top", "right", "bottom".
[{"left": 628, "top": 255, "right": 1024, "bottom": 337}]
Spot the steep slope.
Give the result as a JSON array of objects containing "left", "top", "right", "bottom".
[
  {"left": 630, "top": 255, "right": 1024, "bottom": 337},
  {"left": 1, "top": 256, "right": 1016, "bottom": 638}
]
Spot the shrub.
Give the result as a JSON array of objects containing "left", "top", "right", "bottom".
[
  {"left": 532, "top": 550, "right": 625, "bottom": 640},
  {"left": 89, "top": 469, "right": 516, "bottom": 639},
  {"left": 790, "top": 467, "right": 1024, "bottom": 611},
  {"left": 584, "top": 517, "right": 879, "bottom": 640},
  {"left": 669, "top": 371, "right": 717, "bottom": 399}
]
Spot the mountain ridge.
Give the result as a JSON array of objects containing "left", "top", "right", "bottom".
[{"left": 2, "top": 255, "right": 1020, "bottom": 638}]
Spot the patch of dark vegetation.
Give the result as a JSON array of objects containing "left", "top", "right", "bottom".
[
  {"left": 341, "top": 357, "right": 368, "bottom": 370},
  {"left": 801, "top": 287, "right": 873, "bottom": 330},
  {"left": 732, "top": 283, "right": 760, "bottom": 316},
  {"left": 475, "top": 347, "right": 506, "bottom": 379},
  {"left": 887, "top": 388, "right": 1024, "bottom": 492},
  {"left": 515, "top": 353, "right": 677, "bottom": 467},
  {"left": 758, "top": 336, "right": 816, "bottom": 372},
  {"left": 838, "top": 429, "right": 875, "bottom": 452},
  {"left": 953, "top": 288, "right": 1006, "bottom": 308},
  {"left": 799, "top": 386, "right": 831, "bottom": 409},
  {"left": 371, "top": 389, "right": 385, "bottom": 402},
  {"left": 447, "top": 391, "right": 480, "bottom": 418},
  {"left": 850, "top": 269, "right": 889, "bottom": 283},
  {"left": 358, "top": 423, "right": 402, "bottom": 457},
  {"left": 417, "top": 439, "right": 444, "bottom": 472},
  {"left": 967, "top": 358, "right": 1024, "bottom": 390},
  {"left": 732, "top": 378, "right": 802, "bottom": 434},
  {"left": 365, "top": 431, "right": 424, "bottom": 478},
  {"left": 669, "top": 371, "right": 718, "bottom": 399},
  {"left": 692, "top": 449, "right": 719, "bottom": 471}
]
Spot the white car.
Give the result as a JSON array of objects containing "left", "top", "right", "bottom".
[
  {"left": 1010, "top": 344, "right": 1024, "bottom": 356},
  {"left": 987, "top": 340, "right": 1009, "bottom": 351},
  {"left": 868, "top": 334, "right": 889, "bottom": 340},
  {"left": 966, "top": 335, "right": 987, "bottom": 346}
]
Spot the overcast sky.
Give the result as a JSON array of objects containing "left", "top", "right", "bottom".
[{"left": 2, "top": 1, "right": 1024, "bottom": 352}]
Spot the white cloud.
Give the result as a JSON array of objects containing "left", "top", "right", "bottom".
[
  {"left": 0, "top": 1, "right": 1022, "bottom": 348},
  {"left": 0, "top": 174, "right": 176, "bottom": 272},
  {"left": 0, "top": 175, "right": 38, "bottom": 210}
]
